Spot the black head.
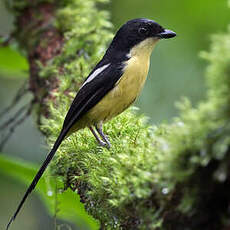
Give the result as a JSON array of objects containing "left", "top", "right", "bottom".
[{"left": 108, "top": 18, "right": 176, "bottom": 54}]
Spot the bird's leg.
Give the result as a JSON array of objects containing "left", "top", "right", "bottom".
[
  {"left": 89, "top": 126, "right": 107, "bottom": 147},
  {"left": 95, "top": 122, "right": 111, "bottom": 149}
]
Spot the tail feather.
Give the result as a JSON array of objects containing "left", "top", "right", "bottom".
[{"left": 6, "top": 128, "right": 68, "bottom": 230}]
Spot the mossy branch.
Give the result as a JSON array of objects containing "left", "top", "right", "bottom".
[{"left": 8, "top": 0, "right": 230, "bottom": 229}]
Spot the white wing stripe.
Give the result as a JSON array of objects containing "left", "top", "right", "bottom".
[{"left": 81, "top": 63, "right": 110, "bottom": 88}]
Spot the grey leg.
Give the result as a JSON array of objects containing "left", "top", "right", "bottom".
[
  {"left": 95, "top": 122, "right": 111, "bottom": 149},
  {"left": 89, "top": 126, "right": 107, "bottom": 147}
]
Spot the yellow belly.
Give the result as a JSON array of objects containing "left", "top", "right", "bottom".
[{"left": 86, "top": 56, "right": 150, "bottom": 123}]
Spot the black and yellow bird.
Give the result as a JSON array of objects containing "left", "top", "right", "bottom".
[{"left": 6, "top": 18, "right": 176, "bottom": 229}]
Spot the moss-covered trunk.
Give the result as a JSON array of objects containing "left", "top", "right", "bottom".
[
  {"left": 9, "top": 2, "right": 62, "bottom": 120},
  {"left": 8, "top": 0, "right": 230, "bottom": 229}
]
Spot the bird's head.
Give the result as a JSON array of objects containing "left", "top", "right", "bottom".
[{"left": 108, "top": 18, "right": 176, "bottom": 57}]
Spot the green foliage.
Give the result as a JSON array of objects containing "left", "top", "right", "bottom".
[
  {"left": 0, "top": 46, "right": 28, "bottom": 78},
  {"left": 160, "top": 27, "right": 230, "bottom": 185},
  {"left": 0, "top": 155, "right": 98, "bottom": 229}
]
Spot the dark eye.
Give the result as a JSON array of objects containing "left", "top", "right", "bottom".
[{"left": 138, "top": 27, "right": 149, "bottom": 36}]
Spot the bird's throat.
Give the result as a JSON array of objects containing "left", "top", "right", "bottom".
[{"left": 129, "top": 37, "right": 159, "bottom": 59}]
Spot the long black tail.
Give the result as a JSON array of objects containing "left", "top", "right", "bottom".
[{"left": 6, "top": 128, "right": 68, "bottom": 230}]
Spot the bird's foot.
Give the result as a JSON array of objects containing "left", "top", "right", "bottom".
[{"left": 89, "top": 126, "right": 110, "bottom": 149}]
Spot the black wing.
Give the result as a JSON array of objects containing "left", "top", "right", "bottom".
[{"left": 63, "top": 62, "right": 124, "bottom": 130}]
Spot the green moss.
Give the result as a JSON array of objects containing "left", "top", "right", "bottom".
[
  {"left": 42, "top": 105, "right": 165, "bottom": 228},
  {"left": 160, "top": 28, "right": 230, "bottom": 183}
]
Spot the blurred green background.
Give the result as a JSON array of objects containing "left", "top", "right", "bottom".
[{"left": 0, "top": 0, "right": 229, "bottom": 229}]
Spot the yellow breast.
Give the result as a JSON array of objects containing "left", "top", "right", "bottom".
[
  {"left": 71, "top": 38, "right": 159, "bottom": 132},
  {"left": 87, "top": 38, "right": 159, "bottom": 123}
]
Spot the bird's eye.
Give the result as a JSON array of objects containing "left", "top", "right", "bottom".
[{"left": 138, "top": 27, "right": 149, "bottom": 36}]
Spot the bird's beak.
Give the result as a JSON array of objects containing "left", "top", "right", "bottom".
[{"left": 156, "top": 29, "right": 176, "bottom": 39}]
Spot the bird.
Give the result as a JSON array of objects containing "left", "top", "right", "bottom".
[{"left": 6, "top": 18, "right": 176, "bottom": 229}]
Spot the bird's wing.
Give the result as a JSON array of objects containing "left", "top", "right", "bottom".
[{"left": 62, "top": 62, "right": 124, "bottom": 130}]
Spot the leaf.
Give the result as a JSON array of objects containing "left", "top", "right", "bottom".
[
  {"left": 0, "top": 155, "right": 99, "bottom": 230},
  {"left": 0, "top": 47, "right": 28, "bottom": 78}
]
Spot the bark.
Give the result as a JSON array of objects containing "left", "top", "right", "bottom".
[{"left": 14, "top": 2, "right": 64, "bottom": 120}]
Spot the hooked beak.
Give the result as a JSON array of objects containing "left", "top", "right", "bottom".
[{"left": 156, "top": 29, "right": 176, "bottom": 39}]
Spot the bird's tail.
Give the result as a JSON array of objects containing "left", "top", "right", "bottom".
[{"left": 6, "top": 128, "right": 68, "bottom": 230}]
